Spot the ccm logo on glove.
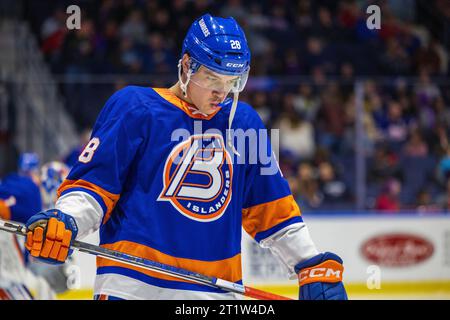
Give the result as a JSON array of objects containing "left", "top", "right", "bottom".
[{"left": 298, "top": 260, "right": 343, "bottom": 286}]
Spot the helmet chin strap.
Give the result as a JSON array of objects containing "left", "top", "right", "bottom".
[
  {"left": 227, "top": 91, "right": 241, "bottom": 156},
  {"left": 178, "top": 59, "right": 241, "bottom": 156},
  {"left": 178, "top": 59, "right": 192, "bottom": 97}
]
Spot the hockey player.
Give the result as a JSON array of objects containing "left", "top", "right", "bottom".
[
  {"left": 0, "top": 156, "right": 71, "bottom": 299},
  {"left": 26, "top": 161, "right": 74, "bottom": 295},
  {"left": 0, "top": 153, "right": 48, "bottom": 299},
  {"left": 24, "top": 14, "right": 347, "bottom": 300},
  {"left": 0, "top": 153, "right": 42, "bottom": 226}
]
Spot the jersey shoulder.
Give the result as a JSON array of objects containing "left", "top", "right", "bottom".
[
  {"left": 0, "top": 174, "right": 42, "bottom": 222},
  {"left": 0, "top": 174, "right": 38, "bottom": 192},
  {"left": 96, "top": 86, "right": 160, "bottom": 126}
]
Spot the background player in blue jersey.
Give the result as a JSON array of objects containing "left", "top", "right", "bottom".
[
  {"left": 0, "top": 153, "right": 42, "bottom": 224},
  {"left": 0, "top": 154, "right": 73, "bottom": 299},
  {"left": 23, "top": 14, "right": 347, "bottom": 300}
]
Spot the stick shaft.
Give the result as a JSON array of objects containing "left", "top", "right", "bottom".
[{"left": 0, "top": 219, "right": 292, "bottom": 300}]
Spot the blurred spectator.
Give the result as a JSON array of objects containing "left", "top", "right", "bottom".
[
  {"left": 387, "top": 0, "right": 416, "bottom": 22},
  {"left": 142, "top": 32, "right": 176, "bottom": 74},
  {"left": 369, "top": 144, "right": 400, "bottom": 182},
  {"left": 40, "top": 7, "right": 66, "bottom": 40},
  {"left": 98, "top": 19, "right": 120, "bottom": 70},
  {"left": 295, "top": 0, "right": 313, "bottom": 30},
  {"left": 337, "top": 0, "right": 359, "bottom": 30},
  {"left": 414, "top": 38, "right": 446, "bottom": 75},
  {"left": 377, "top": 4, "right": 402, "bottom": 42},
  {"left": 220, "top": 0, "right": 247, "bottom": 23},
  {"left": 340, "top": 62, "right": 355, "bottom": 98},
  {"left": 243, "top": 4, "right": 272, "bottom": 59},
  {"left": 296, "top": 163, "right": 323, "bottom": 209},
  {"left": 342, "top": 92, "right": 381, "bottom": 155},
  {"left": 119, "top": 10, "right": 147, "bottom": 44},
  {"left": 313, "top": 6, "right": 339, "bottom": 41},
  {"left": 148, "top": 7, "right": 171, "bottom": 35},
  {"left": 380, "top": 38, "right": 412, "bottom": 75},
  {"left": 269, "top": 5, "right": 289, "bottom": 32},
  {"left": 414, "top": 69, "right": 441, "bottom": 108},
  {"left": 317, "top": 161, "right": 348, "bottom": 204},
  {"left": 415, "top": 189, "right": 441, "bottom": 213},
  {"left": 60, "top": 18, "right": 97, "bottom": 71},
  {"left": 40, "top": 7, "right": 67, "bottom": 56},
  {"left": 118, "top": 37, "right": 142, "bottom": 73},
  {"left": 316, "top": 87, "right": 346, "bottom": 154},
  {"left": 293, "top": 84, "right": 320, "bottom": 122},
  {"left": 246, "top": 3, "right": 270, "bottom": 31},
  {"left": 284, "top": 49, "right": 301, "bottom": 75},
  {"left": 275, "top": 98, "right": 315, "bottom": 161},
  {"left": 302, "top": 37, "right": 333, "bottom": 75},
  {"left": 375, "top": 178, "right": 402, "bottom": 212},
  {"left": 298, "top": 162, "right": 315, "bottom": 182},
  {"left": 382, "top": 100, "right": 409, "bottom": 148},
  {"left": 402, "top": 129, "right": 429, "bottom": 157}
]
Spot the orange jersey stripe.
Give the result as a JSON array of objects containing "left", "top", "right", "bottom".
[
  {"left": 57, "top": 179, "right": 120, "bottom": 224},
  {"left": 97, "top": 240, "right": 242, "bottom": 284},
  {"left": 0, "top": 200, "right": 11, "bottom": 220},
  {"left": 242, "top": 195, "right": 302, "bottom": 239},
  {"left": 153, "top": 88, "right": 221, "bottom": 120}
]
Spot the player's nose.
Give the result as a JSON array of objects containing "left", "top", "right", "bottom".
[{"left": 212, "top": 90, "right": 226, "bottom": 100}]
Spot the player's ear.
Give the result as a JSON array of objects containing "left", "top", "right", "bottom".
[{"left": 181, "top": 54, "right": 190, "bottom": 75}]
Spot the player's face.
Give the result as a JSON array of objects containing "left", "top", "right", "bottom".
[{"left": 188, "top": 66, "right": 240, "bottom": 115}]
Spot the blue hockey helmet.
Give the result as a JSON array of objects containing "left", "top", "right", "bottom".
[
  {"left": 18, "top": 152, "right": 40, "bottom": 174},
  {"left": 40, "top": 161, "right": 69, "bottom": 209},
  {"left": 180, "top": 14, "right": 251, "bottom": 93},
  {"left": 180, "top": 14, "right": 251, "bottom": 156}
]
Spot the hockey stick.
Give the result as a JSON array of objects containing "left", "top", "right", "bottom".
[{"left": 0, "top": 219, "right": 292, "bottom": 300}]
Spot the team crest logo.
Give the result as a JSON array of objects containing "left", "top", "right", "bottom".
[{"left": 158, "top": 134, "right": 233, "bottom": 222}]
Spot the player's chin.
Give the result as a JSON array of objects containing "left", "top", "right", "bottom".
[{"left": 204, "top": 103, "right": 220, "bottom": 114}]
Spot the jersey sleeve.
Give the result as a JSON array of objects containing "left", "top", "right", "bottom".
[
  {"left": 241, "top": 106, "right": 303, "bottom": 243},
  {"left": 57, "top": 87, "right": 149, "bottom": 226}
]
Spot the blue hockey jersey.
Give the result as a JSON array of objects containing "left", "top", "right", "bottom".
[
  {"left": 0, "top": 174, "right": 42, "bottom": 224},
  {"left": 57, "top": 86, "right": 304, "bottom": 298}
]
